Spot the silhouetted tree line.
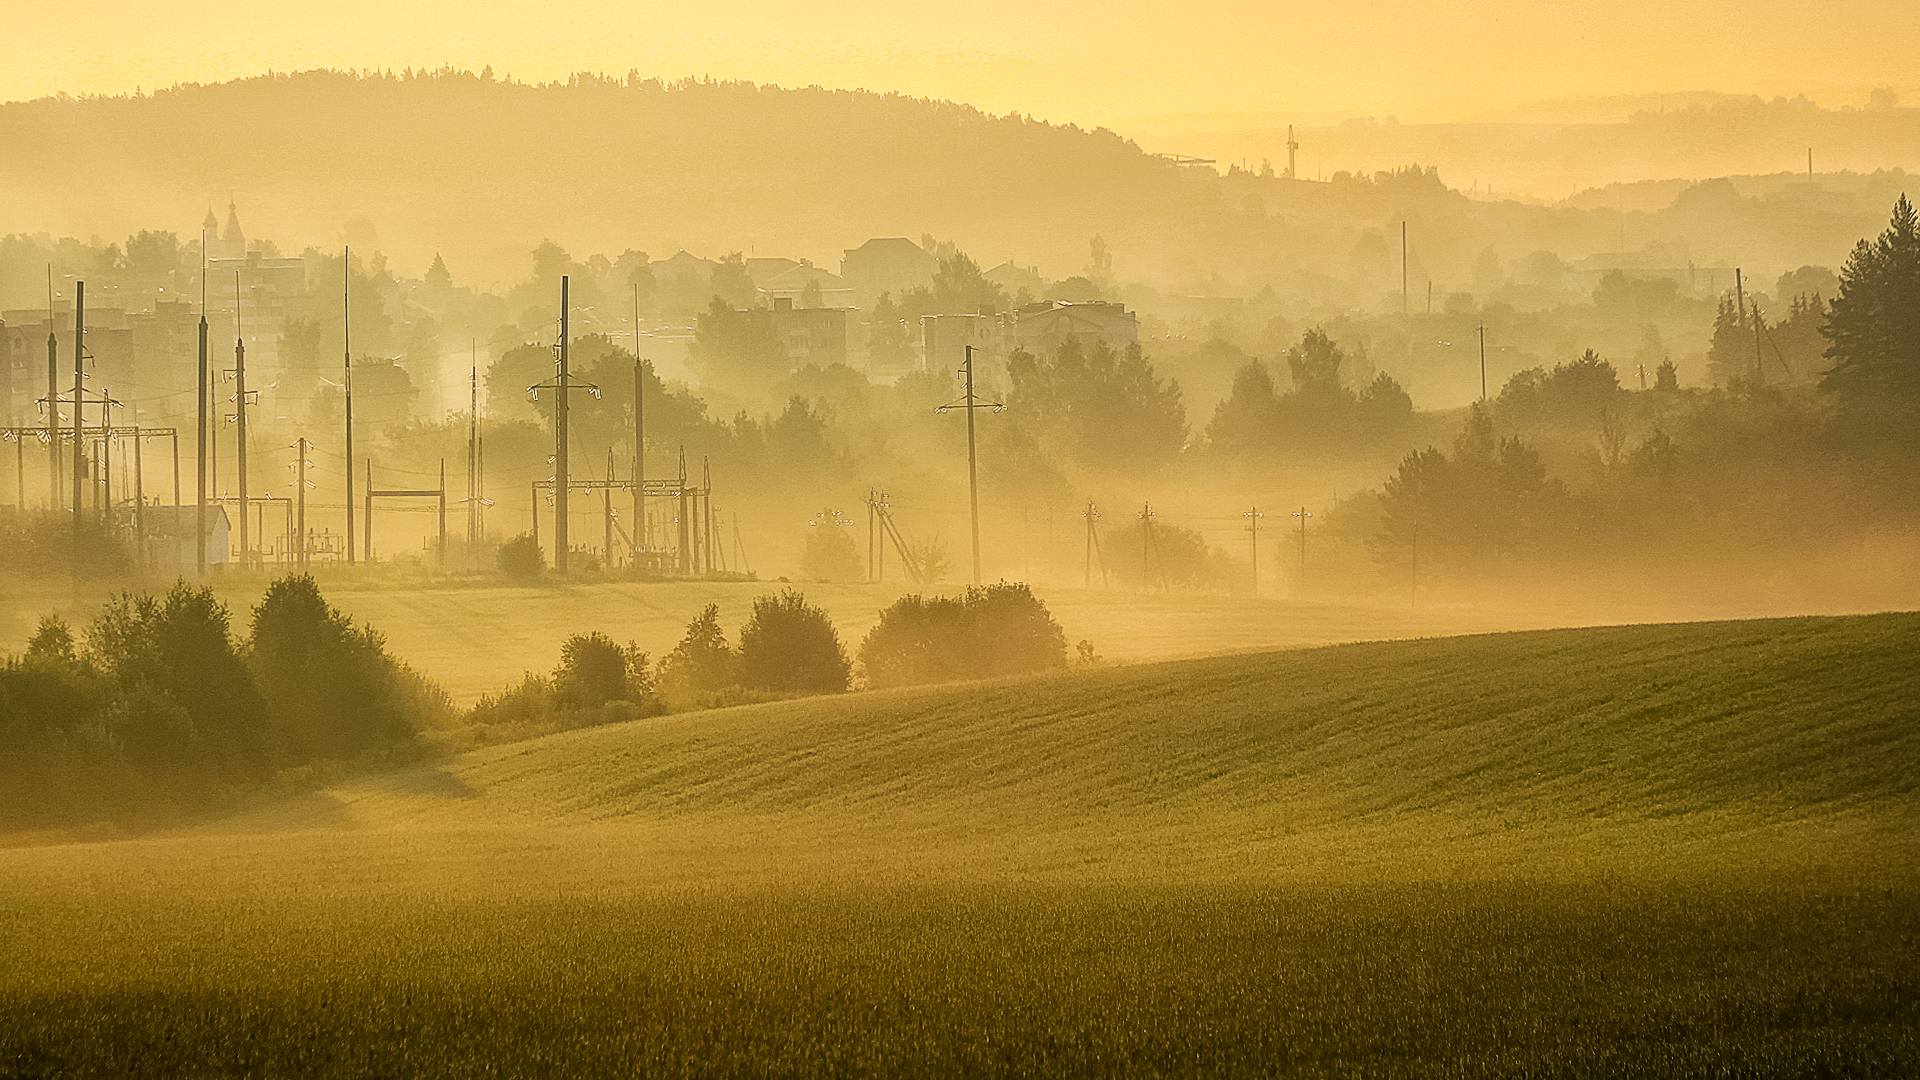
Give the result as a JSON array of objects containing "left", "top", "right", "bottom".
[
  {"left": 0, "top": 576, "right": 450, "bottom": 827},
  {"left": 1206, "top": 328, "right": 1415, "bottom": 460}
]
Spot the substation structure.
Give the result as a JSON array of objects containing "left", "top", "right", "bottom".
[{"left": 530, "top": 450, "right": 725, "bottom": 575}]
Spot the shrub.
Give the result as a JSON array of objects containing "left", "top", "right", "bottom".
[
  {"left": 464, "top": 632, "right": 658, "bottom": 745},
  {"left": 738, "top": 590, "right": 851, "bottom": 693},
  {"left": 249, "top": 574, "right": 427, "bottom": 765},
  {"left": 656, "top": 604, "right": 739, "bottom": 707},
  {"left": 800, "top": 522, "right": 864, "bottom": 582},
  {"left": 554, "top": 631, "right": 655, "bottom": 710},
  {"left": 859, "top": 583, "right": 1068, "bottom": 689},
  {"left": 499, "top": 533, "right": 545, "bottom": 582}
]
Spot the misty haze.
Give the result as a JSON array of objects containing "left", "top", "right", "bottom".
[{"left": 1, "top": 6, "right": 1917, "bottom": 1075}]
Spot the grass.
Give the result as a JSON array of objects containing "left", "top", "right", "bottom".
[{"left": 2, "top": 613, "right": 1918, "bottom": 1075}]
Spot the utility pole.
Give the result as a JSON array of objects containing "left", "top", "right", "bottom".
[
  {"left": 71, "top": 282, "right": 84, "bottom": 526},
  {"left": 529, "top": 293, "right": 598, "bottom": 576},
  {"left": 467, "top": 358, "right": 480, "bottom": 549},
  {"left": 1292, "top": 506, "right": 1312, "bottom": 589},
  {"left": 1244, "top": 506, "right": 1263, "bottom": 595},
  {"left": 1138, "top": 502, "right": 1157, "bottom": 592},
  {"left": 1478, "top": 322, "right": 1488, "bottom": 402},
  {"left": 936, "top": 344, "right": 1002, "bottom": 586},
  {"left": 1734, "top": 267, "right": 1746, "bottom": 330},
  {"left": 45, "top": 283, "right": 57, "bottom": 512},
  {"left": 868, "top": 489, "right": 880, "bottom": 582},
  {"left": 233, "top": 272, "right": 249, "bottom": 566},
  {"left": 344, "top": 247, "right": 355, "bottom": 565},
  {"left": 1753, "top": 307, "right": 1766, "bottom": 386},
  {"left": 633, "top": 348, "right": 645, "bottom": 562},
  {"left": 196, "top": 276, "right": 208, "bottom": 577},
  {"left": 1082, "top": 502, "right": 1101, "bottom": 589},
  {"left": 294, "top": 437, "right": 310, "bottom": 569}
]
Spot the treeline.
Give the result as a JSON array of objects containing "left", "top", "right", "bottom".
[
  {"left": 464, "top": 583, "right": 1071, "bottom": 745},
  {"left": 3, "top": 577, "right": 1081, "bottom": 827},
  {"left": 0, "top": 576, "right": 450, "bottom": 829}
]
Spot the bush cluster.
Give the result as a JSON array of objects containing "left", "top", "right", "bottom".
[
  {"left": 858, "top": 583, "right": 1068, "bottom": 689},
  {"left": 0, "top": 576, "right": 450, "bottom": 828}
]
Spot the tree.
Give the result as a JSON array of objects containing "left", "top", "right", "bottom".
[
  {"left": 249, "top": 574, "right": 423, "bottom": 764},
  {"left": 656, "top": 604, "right": 737, "bottom": 705},
  {"left": 1820, "top": 194, "right": 1920, "bottom": 445},
  {"left": 1205, "top": 361, "right": 1280, "bottom": 456},
  {"left": 801, "top": 516, "right": 864, "bottom": 581},
  {"left": 499, "top": 534, "right": 544, "bottom": 582},
  {"left": 858, "top": 583, "right": 1067, "bottom": 689},
  {"left": 1006, "top": 338, "right": 1186, "bottom": 472},
  {"left": 738, "top": 590, "right": 851, "bottom": 693},
  {"left": 85, "top": 582, "right": 266, "bottom": 781},
  {"left": 1378, "top": 404, "right": 1560, "bottom": 579},
  {"left": 931, "top": 253, "right": 1008, "bottom": 314},
  {"left": 1705, "top": 296, "right": 1754, "bottom": 388},
  {"left": 553, "top": 631, "right": 653, "bottom": 710},
  {"left": 1286, "top": 327, "right": 1345, "bottom": 395},
  {"left": 866, "top": 292, "right": 918, "bottom": 370},
  {"left": 691, "top": 298, "right": 785, "bottom": 385},
  {"left": 1496, "top": 350, "right": 1622, "bottom": 427}
]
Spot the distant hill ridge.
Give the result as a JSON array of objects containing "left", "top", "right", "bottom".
[{"left": 2, "top": 68, "right": 1909, "bottom": 293}]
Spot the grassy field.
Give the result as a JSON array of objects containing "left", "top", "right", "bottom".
[{"left": 2, "top": 613, "right": 1917, "bottom": 1075}]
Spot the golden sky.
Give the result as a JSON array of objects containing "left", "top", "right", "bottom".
[{"left": 6, "top": 0, "right": 1914, "bottom": 132}]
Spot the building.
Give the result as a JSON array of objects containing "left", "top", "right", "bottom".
[
  {"left": 921, "top": 312, "right": 1013, "bottom": 386},
  {"left": 1012, "top": 300, "right": 1139, "bottom": 356},
  {"left": 759, "top": 262, "right": 854, "bottom": 309},
  {"left": 840, "top": 238, "right": 936, "bottom": 308},
  {"left": 770, "top": 297, "right": 849, "bottom": 368},
  {"left": 984, "top": 261, "right": 1046, "bottom": 299},
  {"left": 137, "top": 504, "right": 232, "bottom": 573}
]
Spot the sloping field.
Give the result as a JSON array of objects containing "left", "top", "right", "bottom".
[
  {"left": 3, "top": 614, "right": 1917, "bottom": 1076},
  {"left": 202, "top": 610, "right": 1920, "bottom": 882}
]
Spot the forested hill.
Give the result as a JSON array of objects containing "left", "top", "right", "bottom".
[
  {"left": 0, "top": 70, "right": 1213, "bottom": 280},
  {"left": 0, "top": 69, "right": 1907, "bottom": 292}
]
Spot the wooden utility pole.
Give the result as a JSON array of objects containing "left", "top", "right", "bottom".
[
  {"left": 467, "top": 360, "right": 480, "bottom": 549},
  {"left": 704, "top": 457, "right": 715, "bottom": 571},
  {"left": 936, "top": 344, "right": 1002, "bottom": 586},
  {"left": 1082, "top": 502, "right": 1100, "bottom": 589},
  {"left": 295, "top": 436, "right": 310, "bottom": 569},
  {"left": 46, "top": 312, "right": 57, "bottom": 512},
  {"left": 234, "top": 273, "right": 251, "bottom": 566},
  {"left": 1478, "top": 323, "right": 1488, "bottom": 401},
  {"left": 1293, "top": 506, "right": 1311, "bottom": 588},
  {"left": 344, "top": 248, "right": 356, "bottom": 565},
  {"left": 1244, "top": 506, "right": 1262, "bottom": 595},
  {"left": 196, "top": 295, "right": 208, "bottom": 577},
  {"left": 1138, "top": 502, "right": 1157, "bottom": 592},
  {"left": 71, "top": 282, "right": 84, "bottom": 526},
  {"left": 633, "top": 284, "right": 645, "bottom": 561}
]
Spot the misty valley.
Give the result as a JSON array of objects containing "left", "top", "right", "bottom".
[{"left": 2, "top": 67, "right": 1917, "bottom": 1077}]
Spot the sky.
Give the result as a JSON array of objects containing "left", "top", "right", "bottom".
[{"left": 4, "top": 1, "right": 1915, "bottom": 135}]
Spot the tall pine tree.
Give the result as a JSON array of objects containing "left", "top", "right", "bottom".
[{"left": 1820, "top": 194, "right": 1920, "bottom": 445}]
